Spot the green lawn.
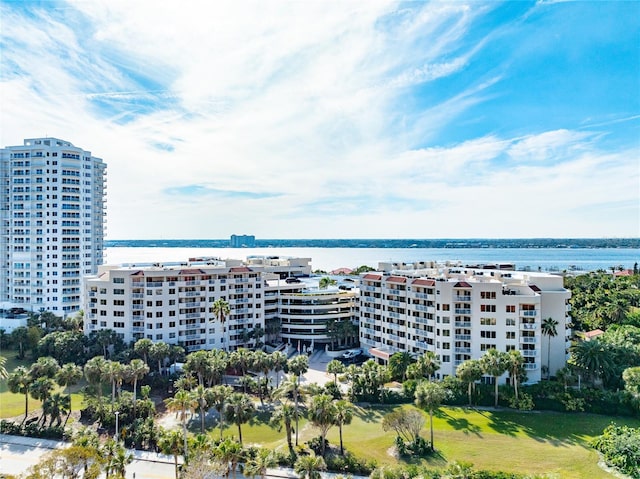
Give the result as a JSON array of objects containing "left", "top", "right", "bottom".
[
  {"left": 227, "top": 403, "right": 639, "bottom": 478},
  {"left": 0, "top": 351, "right": 84, "bottom": 419}
]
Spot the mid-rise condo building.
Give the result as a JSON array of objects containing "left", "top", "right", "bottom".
[
  {"left": 359, "top": 262, "right": 571, "bottom": 383},
  {"left": 1, "top": 138, "right": 106, "bottom": 315}
]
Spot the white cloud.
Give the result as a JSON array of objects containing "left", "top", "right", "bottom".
[{"left": 0, "top": 1, "right": 637, "bottom": 239}]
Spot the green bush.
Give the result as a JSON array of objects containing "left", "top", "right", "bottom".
[
  {"left": 325, "top": 451, "right": 376, "bottom": 475},
  {"left": 592, "top": 423, "right": 640, "bottom": 478}
]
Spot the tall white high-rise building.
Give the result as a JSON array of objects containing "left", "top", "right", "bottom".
[{"left": 1, "top": 138, "right": 106, "bottom": 315}]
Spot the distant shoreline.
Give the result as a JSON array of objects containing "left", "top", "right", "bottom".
[{"left": 105, "top": 238, "right": 640, "bottom": 249}]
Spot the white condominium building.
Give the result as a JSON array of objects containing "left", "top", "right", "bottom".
[
  {"left": 1, "top": 138, "right": 106, "bottom": 315},
  {"left": 83, "top": 261, "right": 265, "bottom": 352},
  {"left": 82, "top": 256, "right": 312, "bottom": 352},
  {"left": 264, "top": 277, "right": 358, "bottom": 351},
  {"left": 359, "top": 263, "right": 571, "bottom": 383}
]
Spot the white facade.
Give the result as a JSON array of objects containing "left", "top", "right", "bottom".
[
  {"left": 83, "top": 262, "right": 265, "bottom": 352},
  {"left": 265, "top": 278, "right": 358, "bottom": 349},
  {"left": 359, "top": 263, "right": 571, "bottom": 384},
  {"left": 1, "top": 138, "right": 106, "bottom": 315}
]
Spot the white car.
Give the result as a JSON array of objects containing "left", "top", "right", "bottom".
[{"left": 341, "top": 349, "right": 362, "bottom": 359}]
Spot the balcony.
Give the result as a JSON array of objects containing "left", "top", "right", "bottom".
[
  {"left": 455, "top": 334, "right": 471, "bottom": 341},
  {"left": 455, "top": 321, "right": 471, "bottom": 328},
  {"left": 524, "top": 363, "right": 537, "bottom": 370},
  {"left": 146, "top": 282, "right": 163, "bottom": 288},
  {"left": 521, "top": 323, "right": 536, "bottom": 330},
  {"left": 455, "top": 295, "right": 471, "bottom": 302},
  {"left": 455, "top": 308, "right": 471, "bottom": 315},
  {"left": 455, "top": 347, "right": 471, "bottom": 353},
  {"left": 521, "top": 337, "right": 537, "bottom": 343},
  {"left": 521, "top": 310, "right": 537, "bottom": 317},
  {"left": 522, "top": 350, "right": 537, "bottom": 357}
]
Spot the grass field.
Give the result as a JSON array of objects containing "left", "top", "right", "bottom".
[
  {"left": 0, "top": 351, "right": 84, "bottom": 419},
  {"left": 223, "top": 403, "right": 639, "bottom": 478}
]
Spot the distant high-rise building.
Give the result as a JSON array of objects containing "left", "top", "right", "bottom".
[
  {"left": 230, "top": 234, "right": 255, "bottom": 248},
  {"left": 1, "top": 138, "right": 106, "bottom": 315}
]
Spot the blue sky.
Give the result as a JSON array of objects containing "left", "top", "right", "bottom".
[{"left": 1, "top": 0, "right": 638, "bottom": 239}]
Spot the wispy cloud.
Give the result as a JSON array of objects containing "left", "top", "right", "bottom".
[{"left": 1, "top": 0, "right": 637, "bottom": 238}]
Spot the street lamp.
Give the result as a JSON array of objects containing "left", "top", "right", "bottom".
[{"left": 114, "top": 411, "right": 120, "bottom": 441}]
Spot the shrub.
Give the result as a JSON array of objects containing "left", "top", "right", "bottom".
[
  {"left": 592, "top": 423, "right": 640, "bottom": 478},
  {"left": 325, "top": 451, "right": 376, "bottom": 475}
]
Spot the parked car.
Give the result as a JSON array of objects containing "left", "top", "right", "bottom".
[{"left": 341, "top": 348, "right": 362, "bottom": 360}]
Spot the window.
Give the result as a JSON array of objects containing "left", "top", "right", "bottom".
[
  {"left": 113, "top": 300, "right": 125, "bottom": 306},
  {"left": 480, "top": 343, "right": 496, "bottom": 351},
  {"left": 505, "top": 331, "right": 515, "bottom": 339},
  {"left": 155, "top": 334, "right": 163, "bottom": 340},
  {"left": 442, "top": 304, "right": 450, "bottom": 311},
  {"left": 114, "top": 311, "right": 124, "bottom": 317},
  {"left": 506, "top": 305, "right": 516, "bottom": 313},
  {"left": 480, "top": 317, "right": 496, "bottom": 325},
  {"left": 506, "top": 318, "right": 516, "bottom": 326},
  {"left": 169, "top": 321, "right": 176, "bottom": 328},
  {"left": 481, "top": 304, "right": 496, "bottom": 313},
  {"left": 480, "top": 330, "right": 496, "bottom": 338},
  {"left": 481, "top": 291, "right": 496, "bottom": 299},
  {"left": 442, "top": 342, "right": 450, "bottom": 350},
  {"left": 156, "top": 322, "right": 162, "bottom": 329},
  {"left": 156, "top": 300, "right": 162, "bottom": 307},
  {"left": 505, "top": 344, "right": 516, "bottom": 351},
  {"left": 113, "top": 288, "right": 124, "bottom": 295},
  {"left": 113, "top": 277, "right": 124, "bottom": 284},
  {"left": 114, "top": 322, "right": 125, "bottom": 328}
]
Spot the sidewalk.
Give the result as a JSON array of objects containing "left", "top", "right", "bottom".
[{"left": 0, "top": 433, "right": 175, "bottom": 464}]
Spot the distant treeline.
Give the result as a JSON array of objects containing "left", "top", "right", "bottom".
[{"left": 105, "top": 238, "right": 640, "bottom": 249}]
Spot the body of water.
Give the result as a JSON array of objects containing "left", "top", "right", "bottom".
[{"left": 104, "top": 246, "right": 639, "bottom": 274}]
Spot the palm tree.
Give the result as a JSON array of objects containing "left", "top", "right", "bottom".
[
  {"left": 55, "top": 363, "right": 82, "bottom": 423},
  {"left": 149, "top": 341, "right": 170, "bottom": 375},
  {"left": 43, "top": 392, "right": 71, "bottom": 427},
  {"left": 244, "top": 447, "right": 277, "bottom": 479},
  {"left": 271, "top": 351, "right": 287, "bottom": 388},
  {"left": 56, "top": 363, "right": 83, "bottom": 396},
  {"left": 270, "top": 401, "right": 298, "bottom": 452},
  {"left": 294, "top": 453, "right": 326, "bottom": 479},
  {"left": 11, "top": 326, "right": 29, "bottom": 359},
  {"left": 507, "top": 350, "right": 524, "bottom": 401},
  {"left": 134, "top": 338, "right": 153, "bottom": 366},
  {"left": 29, "top": 377, "right": 55, "bottom": 425},
  {"left": 208, "top": 349, "right": 228, "bottom": 386},
  {"left": 334, "top": 399, "right": 354, "bottom": 455},
  {"left": 415, "top": 381, "right": 447, "bottom": 451},
  {"left": 84, "top": 356, "right": 107, "bottom": 415},
  {"left": 388, "top": 352, "right": 413, "bottom": 382},
  {"left": 158, "top": 428, "right": 184, "bottom": 479},
  {"left": 0, "top": 356, "right": 8, "bottom": 380},
  {"left": 541, "top": 317, "right": 559, "bottom": 379},
  {"left": 214, "top": 438, "right": 244, "bottom": 479},
  {"left": 185, "top": 350, "right": 213, "bottom": 387},
  {"left": 224, "top": 392, "right": 255, "bottom": 445},
  {"left": 456, "top": 359, "right": 483, "bottom": 406},
  {"left": 326, "top": 359, "right": 345, "bottom": 385},
  {"left": 480, "top": 349, "right": 509, "bottom": 407},
  {"left": 308, "top": 393, "right": 337, "bottom": 456},
  {"left": 210, "top": 384, "right": 234, "bottom": 440},
  {"left": 125, "top": 358, "right": 149, "bottom": 420},
  {"left": 7, "top": 366, "right": 32, "bottom": 421},
  {"left": 416, "top": 351, "right": 441, "bottom": 380},
  {"left": 165, "top": 389, "right": 198, "bottom": 459},
  {"left": 280, "top": 375, "right": 303, "bottom": 446},
  {"left": 191, "top": 384, "right": 214, "bottom": 434},
  {"left": 212, "top": 298, "right": 231, "bottom": 352},
  {"left": 570, "top": 338, "right": 614, "bottom": 386},
  {"left": 101, "top": 360, "right": 124, "bottom": 403},
  {"left": 29, "top": 356, "right": 60, "bottom": 380}
]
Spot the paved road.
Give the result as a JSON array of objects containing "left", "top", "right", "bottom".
[{"left": 0, "top": 433, "right": 176, "bottom": 479}]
